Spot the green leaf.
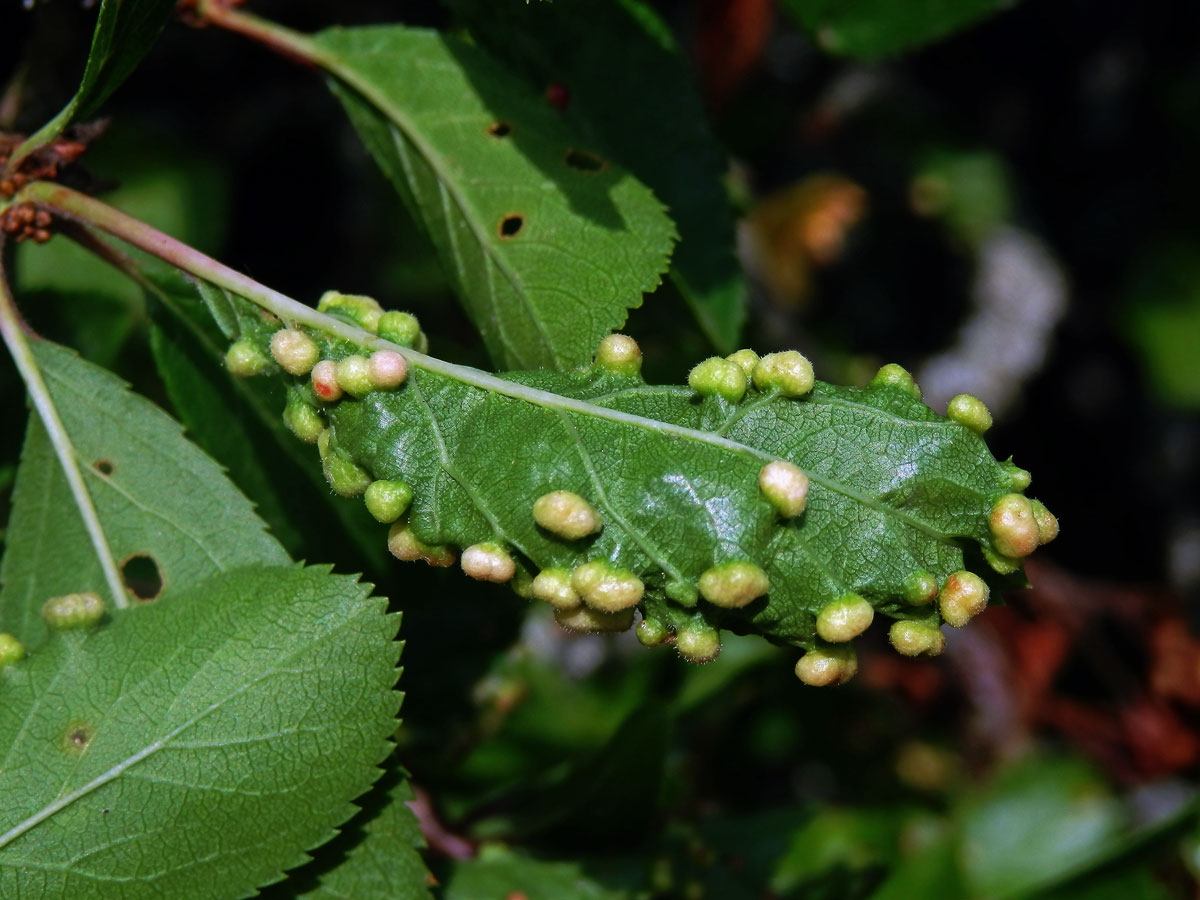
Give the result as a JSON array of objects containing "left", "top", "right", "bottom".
[
  {"left": 331, "top": 360, "right": 1016, "bottom": 651},
  {"left": 779, "top": 0, "right": 1018, "bottom": 60},
  {"left": 1121, "top": 242, "right": 1200, "bottom": 411},
  {"left": 0, "top": 339, "right": 289, "bottom": 653},
  {"left": 221, "top": 296, "right": 1048, "bottom": 665},
  {"left": 445, "top": 846, "right": 627, "bottom": 900},
  {"left": 959, "top": 756, "right": 1125, "bottom": 898},
  {"left": 6, "top": 0, "right": 177, "bottom": 170},
  {"left": 313, "top": 25, "right": 677, "bottom": 370},
  {"left": 0, "top": 565, "right": 402, "bottom": 900},
  {"left": 447, "top": 0, "right": 747, "bottom": 352},
  {"left": 772, "top": 807, "right": 903, "bottom": 894},
  {"left": 262, "top": 769, "right": 432, "bottom": 900},
  {"left": 71, "top": 0, "right": 178, "bottom": 120},
  {"left": 866, "top": 832, "right": 963, "bottom": 900}
]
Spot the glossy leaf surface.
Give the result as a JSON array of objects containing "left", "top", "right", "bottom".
[{"left": 329, "top": 356, "right": 1014, "bottom": 647}]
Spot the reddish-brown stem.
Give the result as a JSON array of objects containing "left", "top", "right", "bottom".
[
  {"left": 190, "top": 0, "right": 332, "bottom": 69},
  {"left": 406, "top": 785, "right": 477, "bottom": 861}
]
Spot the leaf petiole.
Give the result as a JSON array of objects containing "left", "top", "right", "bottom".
[
  {"left": 12, "top": 182, "right": 764, "bottom": 460},
  {"left": 0, "top": 254, "right": 128, "bottom": 610}
]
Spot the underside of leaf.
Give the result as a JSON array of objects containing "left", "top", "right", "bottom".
[{"left": 212, "top": 287, "right": 1056, "bottom": 680}]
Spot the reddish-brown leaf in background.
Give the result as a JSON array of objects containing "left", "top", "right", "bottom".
[{"left": 695, "top": 0, "right": 773, "bottom": 110}]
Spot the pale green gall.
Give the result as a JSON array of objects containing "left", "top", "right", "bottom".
[
  {"left": 0, "top": 632, "right": 25, "bottom": 667},
  {"left": 751, "top": 350, "right": 815, "bottom": 397},
  {"left": 269, "top": 328, "right": 319, "bottom": 376},
  {"left": 283, "top": 393, "right": 324, "bottom": 443},
  {"left": 938, "top": 571, "right": 989, "bottom": 627},
  {"left": 461, "top": 542, "right": 517, "bottom": 583},
  {"left": 725, "top": 349, "right": 760, "bottom": 377},
  {"left": 946, "top": 393, "right": 993, "bottom": 433},
  {"left": 335, "top": 354, "right": 374, "bottom": 399},
  {"left": 378, "top": 310, "right": 423, "bottom": 348},
  {"left": 698, "top": 561, "right": 770, "bottom": 608},
  {"left": 759, "top": 460, "right": 809, "bottom": 518},
  {"left": 871, "top": 363, "right": 921, "bottom": 399},
  {"left": 387, "top": 520, "right": 456, "bottom": 567},
  {"left": 42, "top": 591, "right": 106, "bottom": 630},
  {"left": 794, "top": 645, "right": 857, "bottom": 686},
  {"left": 225, "top": 339, "right": 270, "bottom": 377},
  {"left": 676, "top": 625, "right": 721, "bottom": 663},
  {"left": 531, "top": 568, "right": 581, "bottom": 609},
  {"left": 816, "top": 593, "right": 874, "bottom": 642},
  {"left": 989, "top": 493, "right": 1039, "bottom": 558},
  {"left": 317, "top": 290, "right": 383, "bottom": 333},
  {"left": 688, "top": 357, "right": 748, "bottom": 403},
  {"left": 533, "top": 490, "right": 602, "bottom": 540},
  {"left": 554, "top": 605, "right": 635, "bottom": 633},
  {"left": 902, "top": 570, "right": 939, "bottom": 605},
  {"left": 594, "top": 334, "right": 642, "bottom": 376},
  {"left": 364, "top": 479, "right": 413, "bottom": 523},
  {"left": 888, "top": 620, "right": 946, "bottom": 657}
]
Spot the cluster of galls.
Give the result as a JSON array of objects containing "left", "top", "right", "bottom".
[
  {"left": 489, "top": 338, "right": 812, "bottom": 667},
  {"left": 229, "top": 314, "right": 1059, "bottom": 688},
  {"left": 687, "top": 346, "right": 815, "bottom": 401},
  {"left": 773, "top": 361, "right": 1059, "bottom": 686},
  {"left": 0, "top": 591, "right": 108, "bottom": 671},
  {"left": 619, "top": 343, "right": 1055, "bottom": 685},
  {"left": 225, "top": 289, "right": 429, "bottom": 534},
  {"left": 0, "top": 202, "right": 53, "bottom": 244}
]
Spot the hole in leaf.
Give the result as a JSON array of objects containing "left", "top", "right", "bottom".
[
  {"left": 61, "top": 721, "right": 94, "bottom": 756},
  {"left": 487, "top": 121, "right": 512, "bottom": 138},
  {"left": 498, "top": 214, "right": 525, "bottom": 239},
  {"left": 122, "top": 553, "right": 164, "bottom": 602},
  {"left": 93, "top": 459, "right": 114, "bottom": 475},
  {"left": 564, "top": 149, "right": 607, "bottom": 173}
]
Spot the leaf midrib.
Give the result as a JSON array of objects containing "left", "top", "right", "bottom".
[
  {"left": 0, "top": 602, "right": 362, "bottom": 853},
  {"left": 275, "top": 297, "right": 966, "bottom": 544},
  {"left": 325, "top": 31, "right": 561, "bottom": 369}
]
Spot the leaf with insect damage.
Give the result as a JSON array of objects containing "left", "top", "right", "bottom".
[
  {"left": 214, "top": 288, "right": 1056, "bottom": 681},
  {"left": 0, "top": 338, "right": 288, "bottom": 654},
  {"left": 313, "top": 25, "right": 676, "bottom": 371},
  {"left": 0, "top": 566, "right": 402, "bottom": 900}
]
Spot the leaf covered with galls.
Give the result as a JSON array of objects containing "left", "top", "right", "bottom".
[{"left": 219, "top": 288, "right": 1056, "bottom": 684}]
